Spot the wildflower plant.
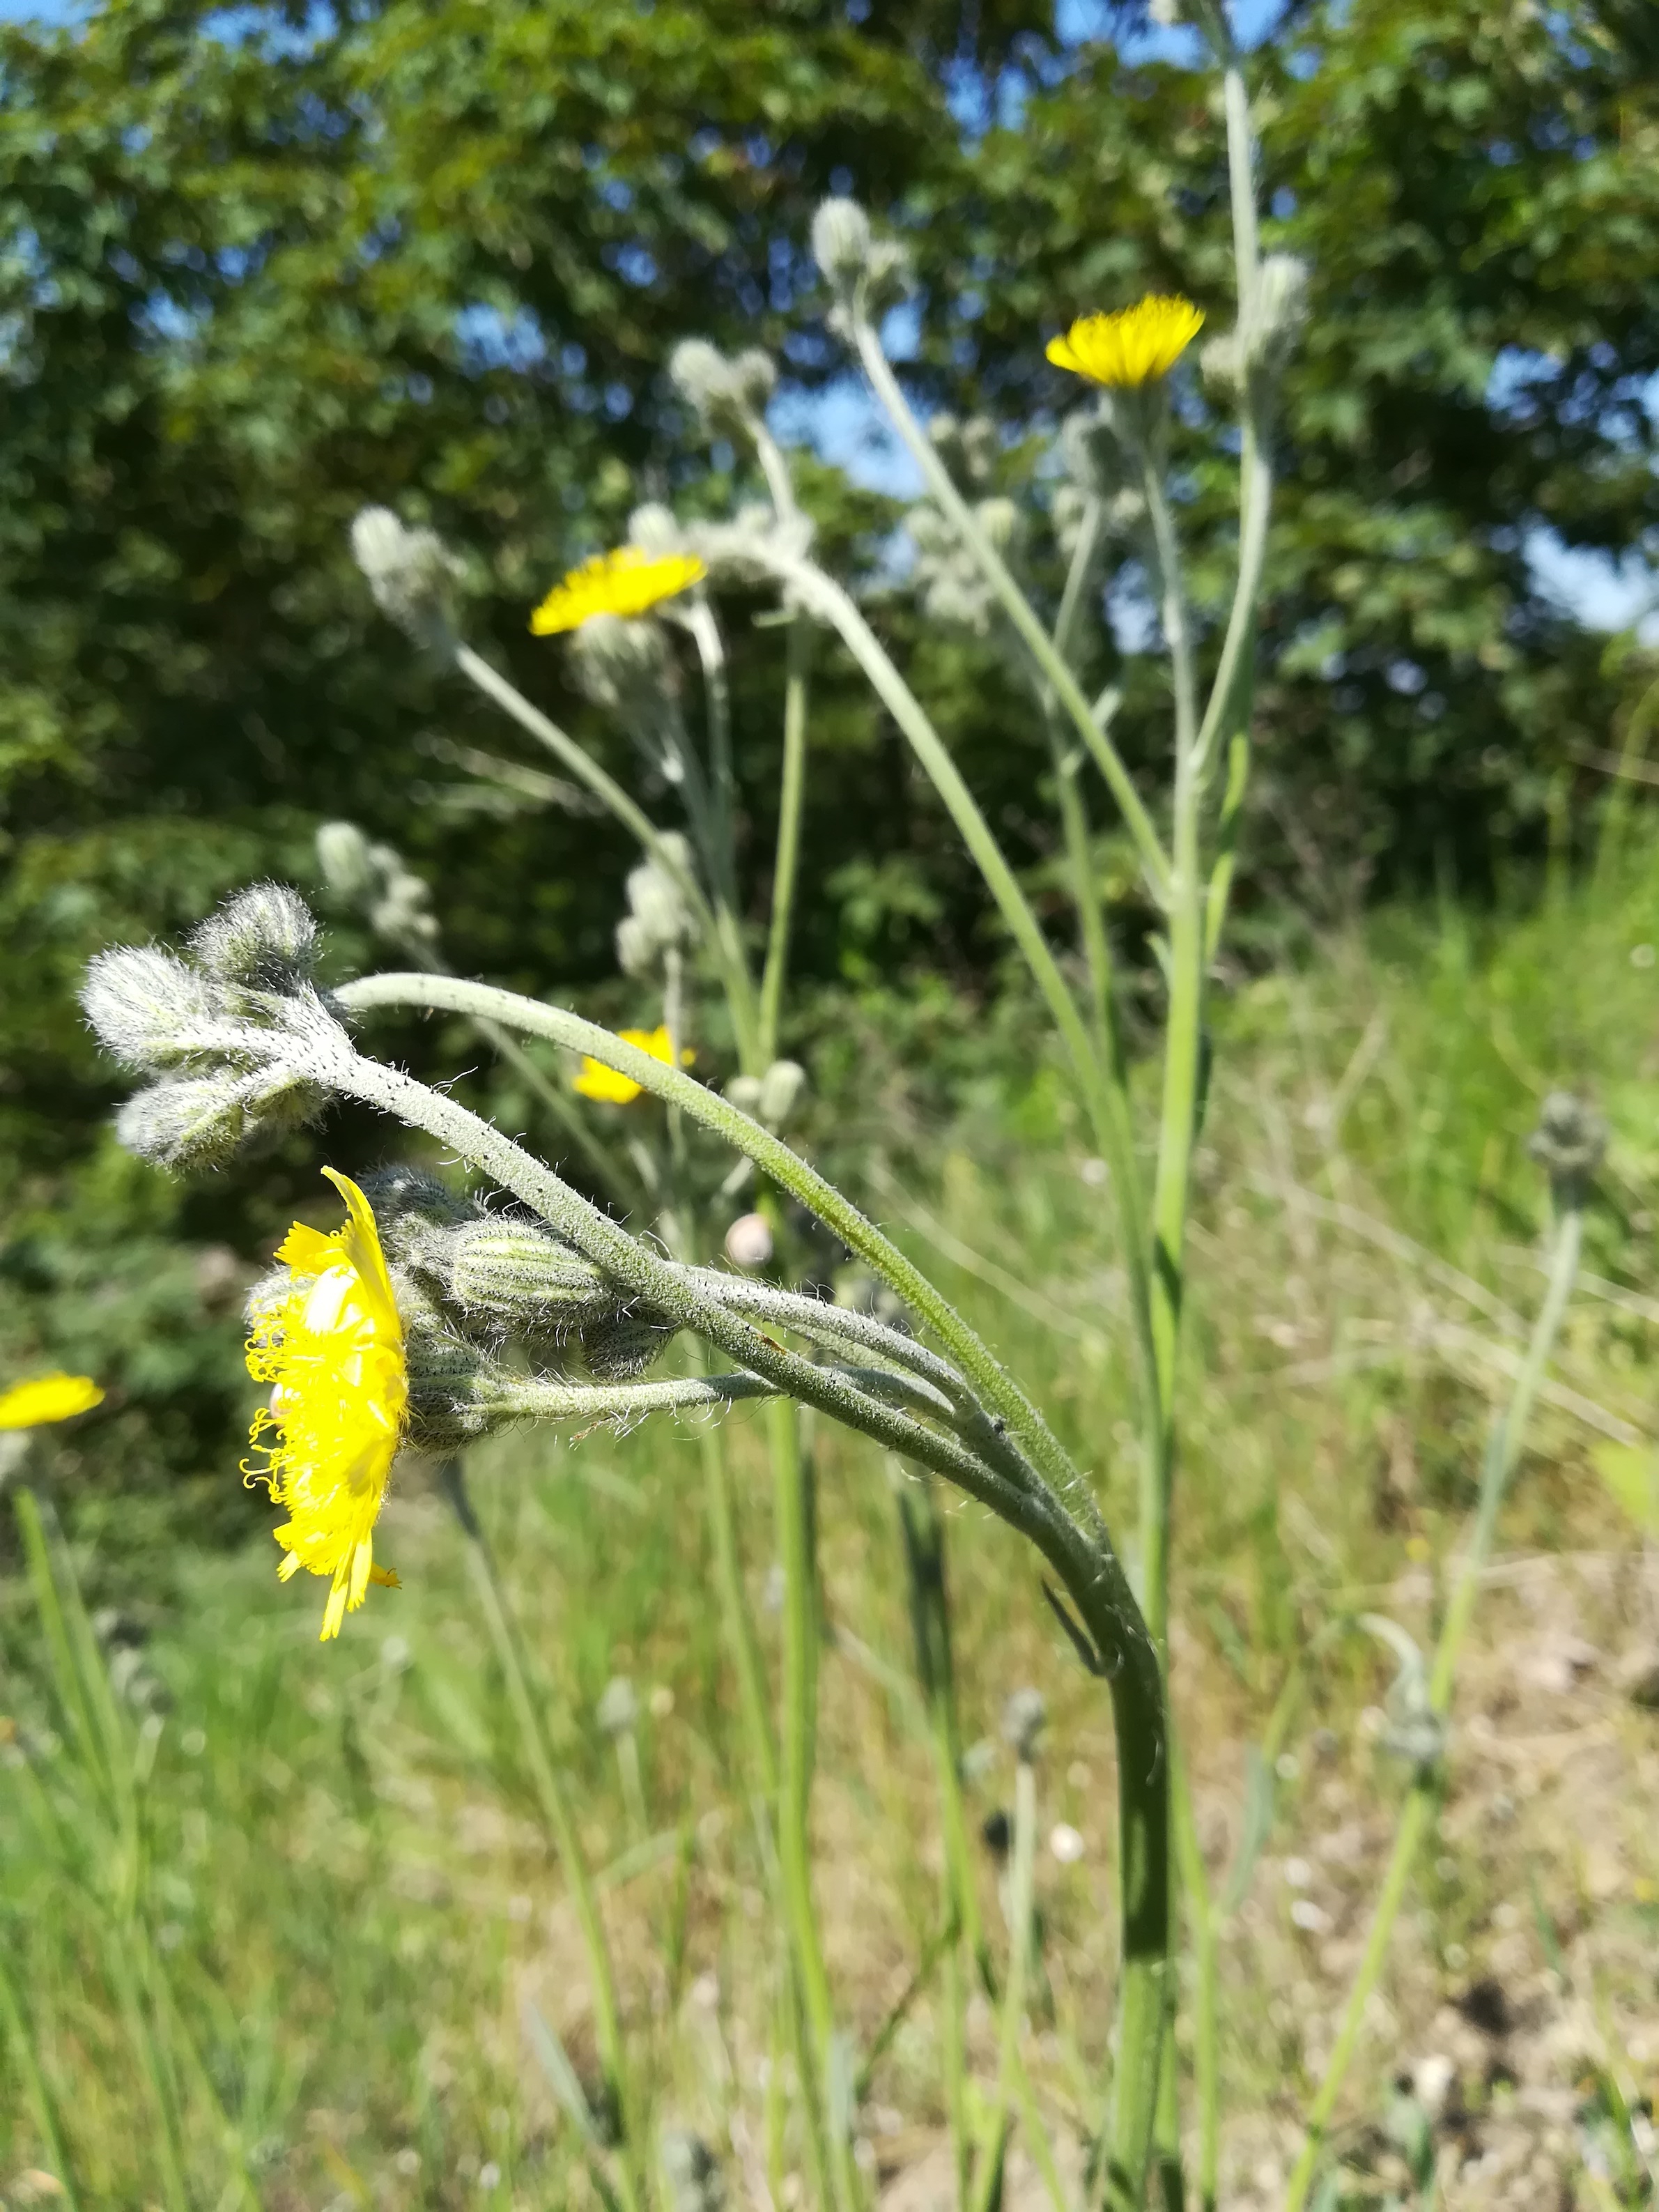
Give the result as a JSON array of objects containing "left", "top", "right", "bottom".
[{"left": 73, "top": 4, "right": 1598, "bottom": 2205}]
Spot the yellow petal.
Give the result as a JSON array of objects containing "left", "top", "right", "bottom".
[
  {"left": 0, "top": 1373, "right": 104, "bottom": 1430},
  {"left": 530, "top": 548, "right": 706, "bottom": 635}
]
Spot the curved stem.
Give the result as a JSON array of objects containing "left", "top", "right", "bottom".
[
  {"left": 681, "top": 1270, "right": 971, "bottom": 1407},
  {"left": 850, "top": 316, "right": 1170, "bottom": 903},
  {"left": 758, "top": 612, "right": 812, "bottom": 1068},
  {"left": 334, "top": 971, "right": 1104, "bottom": 1539}
]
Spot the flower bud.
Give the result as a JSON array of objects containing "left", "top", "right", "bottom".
[
  {"left": 115, "top": 1066, "right": 324, "bottom": 1171},
  {"left": 350, "top": 506, "right": 465, "bottom": 650},
  {"left": 627, "top": 502, "right": 686, "bottom": 555},
  {"left": 580, "top": 1305, "right": 680, "bottom": 1381},
  {"left": 662, "top": 2130, "right": 725, "bottom": 2212},
  {"left": 316, "top": 820, "right": 379, "bottom": 905},
  {"left": 1527, "top": 1091, "right": 1607, "bottom": 1195},
  {"left": 189, "top": 882, "right": 318, "bottom": 995},
  {"left": 567, "top": 613, "right": 674, "bottom": 714},
  {"left": 1060, "top": 405, "right": 1130, "bottom": 497},
  {"left": 368, "top": 862, "right": 440, "bottom": 954},
  {"left": 596, "top": 1675, "right": 640, "bottom": 1737},
  {"left": 616, "top": 838, "right": 698, "bottom": 979},
  {"left": 669, "top": 337, "right": 744, "bottom": 426},
  {"left": 730, "top": 348, "right": 778, "bottom": 410},
  {"left": 811, "top": 197, "right": 873, "bottom": 291},
  {"left": 1002, "top": 1686, "right": 1047, "bottom": 1762},
  {"left": 725, "top": 1073, "right": 764, "bottom": 1117},
  {"left": 973, "top": 496, "right": 1021, "bottom": 557},
  {"left": 723, "top": 1212, "right": 773, "bottom": 1270},
  {"left": 401, "top": 1309, "right": 506, "bottom": 1452},
  {"left": 757, "top": 1057, "right": 807, "bottom": 1128},
  {"left": 1244, "top": 253, "right": 1311, "bottom": 371},
  {"left": 82, "top": 948, "right": 224, "bottom": 1072}
]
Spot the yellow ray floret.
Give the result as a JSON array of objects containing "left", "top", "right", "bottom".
[
  {"left": 244, "top": 1168, "right": 408, "bottom": 1641},
  {"left": 1046, "top": 295, "right": 1205, "bottom": 389},
  {"left": 573, "top": 1024, "right": 696, "bottom": 1105},
  {"left": 0, "top": 1372, "right": 104, "bottom": 1430},
  {"left": 530, "top": 547, "right": 707, "bottom": 635}
]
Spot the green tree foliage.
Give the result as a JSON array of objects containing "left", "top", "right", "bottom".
[{"left": 1, "top": 0, "right": 1655, "bottom": 1537}]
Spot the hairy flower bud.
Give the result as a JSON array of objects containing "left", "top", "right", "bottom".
[
  {"left": 757, "top": 1058, "right": 808, "bottom": 1128},
  {"left": 316, "top": 820, "right": 379, "bottom": 905},
  {"left": 616, "top": 836, "right": 698, "bottom": 980},
  {"left": 580, "top": 1305, "right": 680, "bottom": 1381},
  {"left": 627, "top": 502, "right": 686, "bottom": 555},
  {"left": 190, "top": 882, "right": 318, "bottom": 995},
  {"left": 730, "top": 348, "right": 778, "bottom": 410},
  {"left": 116, "top": 1066, "right": 325, "bottom": 1170},
  {"left": 82, "top": 947, "right": 225, "bottom": 1072},
  {"left": 1244, "top": 253, "right": 1311, "bottom": 371},
  {"left": 596, "top": 1675, "right": 640, "bottom": 1737},
  {"left": 1528, "top": 1091, "right": 1607, "bottom": 1195},
  {"left": 567, "top": 613, "right": 674, "bottom": 715},
  {"left": 662, "top": 2130, "right": 725, "bottom": 2212},
  {"left": 811, "top": 197, "right": 873, "bottom": 291},
  {"left": 366, "top": 1178, "right": 620, "bottom": 1339},
  {"left": 1002, "top": 1685, "right": 1047, "bottom": 1762},
  {"left": 973, "top": 496, "right": 1021, "bottom": 557},
  {"left": 668, "top": 339, "right": 773, "bottom": 435},
  {"left": 350, "top": 506, "right": 465, "bottom": 650}
]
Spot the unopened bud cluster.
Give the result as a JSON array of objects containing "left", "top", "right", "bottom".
[
  {"left": 350, "top": 507, "right": 465, "bottom": 651},
  {"left": 669, "top": 339, "right": 778, "bottom": 435},
  {"left": 82, "top": 884, "right": 341, "bottom": 1170},
  {"left": 810, "top": 196, "right": 912, "bottom": 336},
  {"left": 316, "top": 822, "right": 440, "bottom": 956},
  {"left": 616, "top": 834, "right": 700, "bottom": 980},
  {"left": 1202, "top": 253, "right": 1311, "bottom": 394},
  {"left": 361, "top": 1166, "right": 684, "bottom": 1418},
  {"left": 1527, "top": 1091, "right": 1606, "bottom": 1198}
]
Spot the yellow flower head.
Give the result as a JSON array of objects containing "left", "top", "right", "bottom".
[
  {"left": 244, "top": 1169, "right": 408, "bottom": 1641},
  {"left": 573, "top": 1024, "right": 695, "bottom": 1105},
  {"left": 530, "top": 548, "right": 707, "bottom": 636},
  {"left": 1046, "top": 295, "right": 1205, "bottom": 389},
  {"left": 0, "top": 1372, "right": 104, "bottom": 1431}
]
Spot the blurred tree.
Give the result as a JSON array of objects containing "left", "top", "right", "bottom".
[{"left": 1, "top": 0, "right": 1655, "bottom": 1541}]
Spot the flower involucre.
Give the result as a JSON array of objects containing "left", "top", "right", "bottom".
[
  {"left": 572, "top": 1025, "right": 695, "bottom": 1105},
  {"left": 0, "top": 1373, "right": 104, "bottom": 1430},
  {"left": 245, "top": 1168, "right": 408, "bottom": 1640},
  {"left": 1046, "top": 296, "right": 1205, "bottom": 389},
  {"left": 530, "top": 548, "right": 707, "bottom": 636}
]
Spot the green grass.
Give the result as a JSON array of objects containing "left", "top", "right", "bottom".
[{"left": 8, "top": 835, "right": 1659, "bottom": 2209}]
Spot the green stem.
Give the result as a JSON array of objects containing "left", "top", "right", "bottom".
[
  {"left": 0, "top": 1941, "right": 83, "bottom": 2212},
  {"left": 759, "top": 612, "right": 812, "bottom": 1068},
  {"left": 973, "top": 1758, "right": 1037, "bottom": 2212},
  {"left": 772, "top": 1397, "right": 857, "bottom": 2212},
  {"left": 1171, "top": 1742, "right": 1220, "bottom": 2212},
  {"left": 438, "top": 1461, "right": 641, "bottom": 2211},
  {"left": 1283, "top": 1197, "right": 1584, "bottom": 2211},
  {"left": 850, "top": 317, "right": 1170, "bottom": 903},
  {"left": 453, "top": 640, "right": 759, "bottom": 1061}
]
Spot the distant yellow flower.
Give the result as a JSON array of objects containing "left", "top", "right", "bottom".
[
  {"left": 573, "top": 1025, "right": 695, "bottom": 1105},
  {"left": 0, "top": 1373, "right": 104, "bottom": 1430},
  {"left": 530, "top": 547, "right": 706, "bottom": 635},
  {"left": 1046, "top": 296, "right": 1205, "bottom": 388},
  {"left": 244, "top": 1169, "right": 408, "bottom": 1641}
]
